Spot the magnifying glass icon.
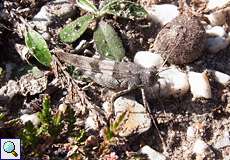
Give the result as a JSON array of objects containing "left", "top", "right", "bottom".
[{"left": 3, "top": 141, "right": 18, "bottom": 157}]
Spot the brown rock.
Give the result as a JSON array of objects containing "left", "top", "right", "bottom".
[{"left": 152, "top": 14, "right": 206, "bottom": 64}]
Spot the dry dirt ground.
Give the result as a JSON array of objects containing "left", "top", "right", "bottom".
[{"left": 0, "top": 0, "right": 229, "bottom": 159}]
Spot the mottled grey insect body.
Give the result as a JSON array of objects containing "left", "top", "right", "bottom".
[{"left": 56, "top": 52, "right": 159, "bottom": 91}]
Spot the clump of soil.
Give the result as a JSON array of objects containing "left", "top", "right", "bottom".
[{"left": 152, "top": 14, "right": 206, "bottom": 64}]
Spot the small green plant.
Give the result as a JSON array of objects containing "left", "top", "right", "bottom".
[
  {"left": 59, "top": 0, "right": 147, "bottom": 61},
  {"left": 37, "top": 95, "right": 63, "bottom": 137},
  {"left": 25, "top": 29, "right": 52, "bottom": 67},
  {"left": 19, "top": 95, "right": 77, "bottom": 153},
  {"left": 104, "top": 111, "right": 127, "bottom": 141}
]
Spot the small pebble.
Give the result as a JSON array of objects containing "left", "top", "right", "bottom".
[
  {"left": 85, "top": 135, "right": 98, "bottom": 146},
  {"left": 32, "top": 6, "right": 52, "bottom": 32},
  {"left": 187, "top": 126, "right": 197, "bottom": 139},
  {"left": 192, "top": 139, "right": 209, "bottom": 155},
  {"left": 188, "top": 71, "right": 212, "bottom": 99},
  {"left": 6, "top": 80, "right": 20, "bottom": 98},
  {"left": 58, "top": 103, "right": 68, "bottom": 114},
  {"left": 147, "top": 4, "right": 179, "bottom": 25},
  {"left": 50, "top": 0, "right": 76, "bottom": 18},
  {"left": 206, "top": 0, "right": 230, "bottom": 10},
  {"left": 102, "top": 101, "right": 112, "bottom": 116},
  {"left": 138, "top": 145, "right": 167, "bottom": 160},
  {"left": 134, "top": 51, "right": 164, "bottom": 68},
  {"left": 113, "top": 97, "right": 151, "bottom": 137},
  {"left": 214, "top": 131, "right": 230, "bottom": 149},
  {"left": 85, "top": 112, "right": 99, "bottom": 131},
  {"left": 20, "top": 113, "right": 40, "bottom": 127},
  {"left": 206, "top": 36, "right": 229, "bottom": 54},
  {"left": 75, "top": 40, "right": 87, "bottom": 52},
  {"left": 209, "top": 70, "right": 230, "bottom": 85},
  {"left": 206, "top": 26, "right": 226, "bottom": 37},
  {"left": 146, "top": 67, "right": 189, "bottom": 98},
  {"left": 42, "top": 32, "right": 51, "bottom": 41}
]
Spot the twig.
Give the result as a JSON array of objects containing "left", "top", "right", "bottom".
[{"left": 140, "top": 88, "right": 167, "bottom": 154}]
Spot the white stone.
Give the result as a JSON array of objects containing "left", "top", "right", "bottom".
[
  {"left": 6, "top": 80, "right": 20, "bottom": 98},
  {"left": 50, "top": 0, "right": 76, "bottom": 18},
  {"left": 113, "top": 97, "right": 151, "bottom": 137},
  {"left": 42, "top": 32, "right": 51, "bottom": 41},
  {"left": 146, "top": 67, "right": 189, "bottom": 98},
  {"left": 147, "top": 4, "right": 179, "bottom": 25},
  {"left": 206, "top": 0, "right": 230, "bottom": 10},
  {"left": 211, "top": 70, "right": 230, "bottom": 85},
  {"left": 20, "top": 113, "right": 40, "bottom": 127},
  {"left": 58, "top": 103, "right": 68, "bottom": 114},
  {"left": 193, "top": 139, "right": 209, "bottom": 155},
  {"left": 187, "top": 126, "right": 197, "bottom": 139},
  {"left": 206, "top": 37, "right": 229, "bottom": 54},
  {"left": 85, "top": 112, "right": 99, "bottom": 131},
  {"left": 32, "top": 6, "right": 52, "bottom": 32},
  {"left": 102, "top": 101, "right": 112, "bottom": 116},
  {"left": 206, "top": 26, "right": 226, "bottom": 37},
  {"left": 214, "top": 131, "right": 230, "bottom": 149},
  {"left": 188, "top": 71, "right": 212, "bottom": 99},
  {"left": 138, "top": 145, "right": 167, "bottom": 160},
  {"left": 134, "top": 51, "right": 164, "bottom": 68}
]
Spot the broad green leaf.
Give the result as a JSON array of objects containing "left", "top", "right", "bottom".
[
  {"left": 59, "top": 14, "right": 94, "bottom": 43},
  {"left": 93, "top": 21, "right": 125, "bottom": 61},
  {"left": 25, "top": 29, "right": 52, "bottom": 67},
  {"left": 76, "top": 0, "right": 98, "bottom": 13},
  {"left": 100, "top": 0, "right": 148, "bottom": 19}
]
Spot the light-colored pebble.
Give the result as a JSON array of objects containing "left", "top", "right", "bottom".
[
  {"left": 192, "top": 139, "right": 209, "bottom": 155},
  {"left": 58, "top": 103, "right": 68, "bottom": 114},
  {"left": 102, "top": 101, "right": 112, "bottom": 116},
  {"left": 214, "top": 131, "right": 230, "bottom": 149},
  {"left": 206, "top": 36, "right": 229, "bottom": 54},
  {"left": 187, "top": 126, "right": 197, "bottom": 139},
  {"left": 206, "top": 0, "right": 230, "bottom": 10},
  {"left": 32, "top": 1, "right": 76, "bottom": 32},
  {"left": 50, "top": 0, "right": 76, "bottom": 18},
  {"left": 20, "top": 113, "right": 40, "bottom": 127},
  {"left": 85, "top": 111, "right": 99, "bottom": 131},
  {"left": 146, "top": 67, "right": 189, "bottom": 98},
  {"left": 147, "top": 4, "right": 179, "bottom": 25},
  {"left": 6, "top": 80, "right": 20, "bottom": 98},
  {"left": 32, "top": 6, "right": 52, "bottom": 32},
  {"left": 206, "top": 26, "right": 226, "bottom": 37},
  {"left": 188, "top": 71, "right": 212, "bottom": 99},
  {"left": 209, "top": 70, "right": 230, "bottom": 85},
  {"left": 134, "top": 51, "right": 164, "bottom": 68},
  {"left": 75, "top": 40, "right": 87, "bottom": 52},
  {"left": 42, "top": 32, "right": 51, "bottom": 41},
  {"left": 113, "top": 97, "right": 151, "bottom": 137},
  {"left": 138, "top": 145, "right": 167, "bottom": 160}
]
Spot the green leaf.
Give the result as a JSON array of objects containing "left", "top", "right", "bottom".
[
  {"left": 59, "top": 14, "right": 94, "bottom": 43},
  {"left": 25, "top": 29, "right": 52, "bottom": 67},
  {"left": 76, "top": 0, "right": 98, "bottom": 13},
  {"left": 93, "top": 21, "right": 125, "bottom": 61},
  {"left": 100, "top": 0, "right": 148, "bottom": 19},
  {"left": 112, "top": 111, "right": 127, "bottom": 131}
]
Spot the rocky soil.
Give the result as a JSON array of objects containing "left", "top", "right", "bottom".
[{"left": 0, "top": 0, "right": 230, "bottom": 160}]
